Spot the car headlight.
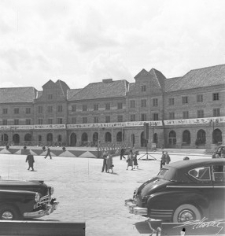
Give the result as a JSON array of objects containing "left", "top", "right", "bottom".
[
  {"left": 50, "top": 187, "right": 54, "bottom": 195},
  {"left": 35, "top": 192, "right": 41, "bottom": 202}
]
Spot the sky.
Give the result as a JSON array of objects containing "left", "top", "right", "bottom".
[{"left": 0, "top": 0, "right": 225, "bottom": 91}]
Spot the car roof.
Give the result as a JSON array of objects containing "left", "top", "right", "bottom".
[{"left": 168, "top": 158, "right": 225, "bottom": 169}]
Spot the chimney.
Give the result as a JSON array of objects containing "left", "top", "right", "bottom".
[{"left": 102, "top": 78, "right": 113, "bottom": 83}]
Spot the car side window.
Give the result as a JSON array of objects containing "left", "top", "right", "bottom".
[
  {"left": 188, "top": 167, "right": 211, "bottom": 181},
  {"left": 212, "top": 164, "right": 225, "bottom": 182}
]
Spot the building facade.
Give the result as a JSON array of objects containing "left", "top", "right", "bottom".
[{"left": 0, "top": 64, "right": 224, "bottom": 149}]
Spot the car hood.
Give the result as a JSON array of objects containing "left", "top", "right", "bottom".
[
  {"left": 137, "top": 177, "right": 170, "bottom": 197},
  {"left": 0, "top": 179, "right": 48, "bottom": 196}
]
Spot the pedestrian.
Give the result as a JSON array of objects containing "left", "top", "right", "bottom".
[
  {"left": 120, "top": 148, "right": 126, "bottom": 160},
  {"left": 44, "top": 147, "right": 52, "bottom": 159},
  {"left": 106, "top": 152, "right": 114, "bottom": 173},
  {"left": 165, "top": 151, "right": 171, "bottom": 164},
  {"left": 161, "top": 151, "right": 166, "bottom": 168},
  {"left": 101, "top": 150, "right": 108, "bottom": 172},
  {"left": 221, "top": 147, "right": 225, "bottom": 158},
  {"left": 126, "top": 149, "right": 134, "bottom": 170},
  {"left": 133, "top": 150, "right": 139, "bottom": 169},
  {"left": 26, "top": 151, "right": 35, "bottom": 171}
]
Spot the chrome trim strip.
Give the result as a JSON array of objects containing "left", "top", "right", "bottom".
[
  {"left": 167, "top": 186, "right": 213, "bottom": 188},
  {"left": 151, "top": 209, "right": 173, "bottom": 212},
  {"left": 214, "top": 186, "right": 225, "bottom": 188}
]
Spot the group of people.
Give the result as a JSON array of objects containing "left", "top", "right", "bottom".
[
  {"left": 26, "top": 147, "right": 52, "bottom": 171},
  {"left": 126, "top": 149, "right": 138, "bottom": 170},
  {"left": 101, "top": 150, "right": 114, "bottom": 173},
  {"left": 160, "top": 151, "right": 171, "bottom": 168}
]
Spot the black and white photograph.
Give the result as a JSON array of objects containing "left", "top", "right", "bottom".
[{"left": 0, "top": 0, "right": 225, "bottom": 235}]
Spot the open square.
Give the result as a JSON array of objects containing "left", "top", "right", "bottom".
[{"left": 0, "top": 151, "right": 211, "bottom": 236}]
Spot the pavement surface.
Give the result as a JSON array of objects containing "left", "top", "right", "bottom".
[{"left": 0, "top": 152, "right": 212, "bottom": 236}]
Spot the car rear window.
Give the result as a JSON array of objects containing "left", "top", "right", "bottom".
[
  {"left": 188, "top": 167, "right": 211, "bottom": 181},
  {"left": 157, "top": 167, "right": 177, "bottom": 181}
]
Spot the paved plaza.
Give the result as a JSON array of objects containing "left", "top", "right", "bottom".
[{"left": 0, "top": 151, "right": 211, "bottom": 236}]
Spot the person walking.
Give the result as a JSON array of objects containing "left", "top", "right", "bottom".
[
  {"left": 133, "top": 150, "right": 139, "bottom": 169},
  {"left": 106, "top": 153, "right": 114, "bottom": 173},
  {"left": 26, "top": 152, "right": 35, "bottom": 171},
  {"left": 126, "top": 149, "right": 134, "bottom": 170},
  {"left": 160, "top": 151, "right": 166, "bottom": 169},
  {"left": 44, "top": 147, "right": 52, "bottom": 159},
  {"left": 165, "top": 151, "right": 171, "bottom": 165},
  {"left": 101, "top": 150, "right": 108, "bottom": 172},
  {"left": 120, "top": 148, "right": 126, "bottom": 160}
]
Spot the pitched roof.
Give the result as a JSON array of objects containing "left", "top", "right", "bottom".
[
  {"left": 55, "top": 80, "right": 70, "bottom": 96},
  {"left": 165, "top": 64, "right": 225, "bottom": 92},
  {"left": 69, "top": 80, "right": 127, "bottom": 101},
  {"left": 0, "top": 87, "right": 36, "bottom": 104},
  {"left": 67, "top": 89, "right": 82, "bottom": 100}
]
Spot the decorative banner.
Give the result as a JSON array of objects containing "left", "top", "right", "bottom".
[
  {"left": 33, "top": 124, "right": 66, "bottom": 129},
  {"left": 0, "top": 125, "right": 33, "bottom": 130},
  {"left": 67, "top": 121, "right": 162, "bottom": 129},
  {"left": 164, "top": 116, "right": 225, "bottom": 126}
]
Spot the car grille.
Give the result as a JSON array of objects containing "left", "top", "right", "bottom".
[{"left": 149, "top": 209, "right": 173, "bottom": 220}]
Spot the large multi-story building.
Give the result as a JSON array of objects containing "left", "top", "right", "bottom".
[{"left": 0, "top": 64, "right": 224, "bottom": 149}]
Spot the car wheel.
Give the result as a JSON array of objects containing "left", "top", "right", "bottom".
[
  {"left": 173, "top": 204, "right": 201, "bottom": 223},
  {"left": 0, "top": 205, "right": 21, "bottom": 220}
]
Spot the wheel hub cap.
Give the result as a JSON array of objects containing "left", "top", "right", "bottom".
[{"left": 179, "top": 210, "right": 195, "bottom": 222}]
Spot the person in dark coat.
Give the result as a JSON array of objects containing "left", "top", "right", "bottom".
[
  {"left": 133, "top": 150, "right": 139, "bottom": 169},
  {"left": 160, "top": 151, "right": 166, "bottom": 169},
  {"left": 101, "top": 150, "right": 108, "bottom": 172},
  {"left": 120, "top": 148, "right": 126, "bottom": 160},
  {"left": 26, "top": 152, "right": 35, "bottom": 171},
  {"left": 126, "top": 149, "right": 134, "bottom": 170},
  {"left": 44, "top": 147, "right": 52, "bottom": 159}
]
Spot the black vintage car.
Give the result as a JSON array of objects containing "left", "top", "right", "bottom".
[
  {"left": 0, "top": 179, "right": 58, "bottom": 220},
  {"left": 125, "top": 159, "right": 225, "bottom": 222}
]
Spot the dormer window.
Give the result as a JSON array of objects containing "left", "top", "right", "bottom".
[
  {"left": 48, "top": 94, "right": 53, "bottom": 100},
  {"left": 141, "top": 85, "right": 146, "bottom": 92}
]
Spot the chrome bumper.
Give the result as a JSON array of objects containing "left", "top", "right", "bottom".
[
  {"left": 125, "top": 199, "right": 147, "bottom": 216},
  {"left": 24, "top": 201, "right": 59, "bottom": 219}
]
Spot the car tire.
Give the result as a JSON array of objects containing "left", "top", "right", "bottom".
[
  {"left": 173, "top": 204, "right": 201, "bottom": 223},
  {"left": 0, "top": 205, "right": 21, "bottom": 220}
]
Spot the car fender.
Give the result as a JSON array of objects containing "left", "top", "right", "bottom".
[{"left": 147, "top": 190, "right": 209, "bottom": 215}]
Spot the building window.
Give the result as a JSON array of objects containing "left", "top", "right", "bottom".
[
  {"left": 141, "top": 114, "right": 147, "bottom": 121},
  {"left": 183, "top": 111, "right": 189, "bottom": 119},
  {"left": 182, "top": 96, "right": 188, "bottom": 104},
  {"left": 3, "top": 119, "right": 7, "bottom": 125},
  {"left": 94, "top": 104, "right": 98, "bottom": 111},
  {"left": 105, "top": 103, "right": 110, "bottom": 110},
  {"left": 130, "top": 114, "right": 135, "bottom": 121},
  {"left": 82, "top": 105, "right": 87, "bottom": 111},
  {"left": 48, "top": 119, "right": 53, "bottom": 124},
  {"left": 72, "top": 105, "right": 76, "bottom": 112},
  {"left": 153, "top": 98, "right": 158, "bottom": 107},
  {"left": 48, "top": 94, "right": 53, "bottom": 100},
  {"left": 57, "top": 118, "right": 63, "bottom": 124},
  {"left": 130, "top": 100, "right": 135, "bottom": 108},
  {"left": 82, "top": 117, "right": 87, "bottom": 123},
  {"left": 141, "top": 85, "right": 146, "bottom": 92},
  {"left": 58, "top": 105, "right": 63, "bottom": 112},
  {"left": 26, "top": 108, "right": 31, "bottom": 114},
  {"left": 3, "top": 108, "right": 8, "bottom": 114},
  {"left": 197, "top": 94, "right": 203, "bottom": 102},
  {"left": 197, "top": 110, "right": 204, "bottom": 118},
  {"left": 26, "top": 119, "right": 31, "bottom": 125},
  {"left": 213, "top": 108, "right": 220, "bottom": 117},
  {"left": 94, "top": 117, "right": 99, "bottom": 123},
  {"left": 72, "top": 117, "right": 76, "bottom": 124},
  {"left": 141, "top": 99, "right": 147, "bottom": 107},
  {"left": 47, "top": 106, "right": 53, "bottom": 113},
  {"left": 38, "top": 119, "right": 43, "bottom": 124},
  {"left": 169, "top": 98, "right": 174, "bottom": 106},
  {"left": 213, "top": 93, "right": 219, "bottom": 101},
  {"left": 105, "top": 116, "right": 110, "bottom": 123},
  {"left": 117, "top": 115, "right": 123, "bottom": 122},
  {"left": 169, "top": 112, "right": 175, "bottom": 119},
  {"left": 14, "top": 119, "right": 19, "bottom": 125},
  {"left": 38, "top": 106, "right": 43, "bottom": 113},
  {"left": 117, "top": 102, "right": 123, "bottom": 109},
  {"left": 14, "top": 108, "right": 19, "bottom": 114},
  {"left": 153, "top": 113, "right": 159, "bottom": 120}
]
